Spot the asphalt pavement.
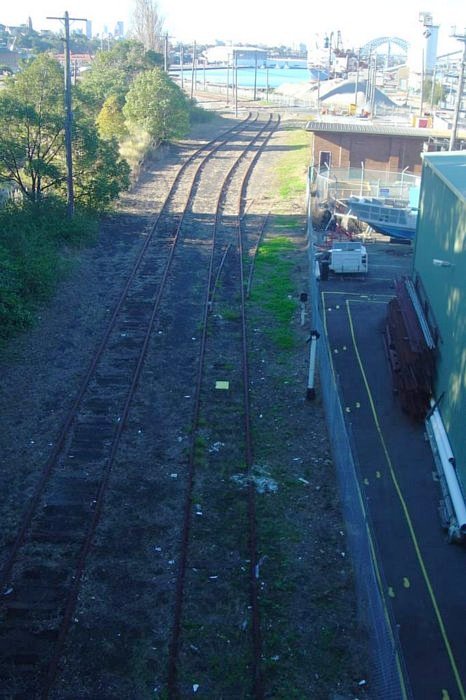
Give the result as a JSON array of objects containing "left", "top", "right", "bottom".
[{"left": 319, "top": 238, "right": 465, "bottom": 700}]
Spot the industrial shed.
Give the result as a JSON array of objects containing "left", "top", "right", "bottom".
[
  {"left": 412, "top": 152, "right": 466, "bottom": 490},
  {"left": 305, "top": 121, "right": 453, "bottom": 175}
]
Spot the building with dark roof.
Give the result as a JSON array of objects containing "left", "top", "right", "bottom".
[{"left": 306, "top": 119, "right": 464, "bottom": 174}]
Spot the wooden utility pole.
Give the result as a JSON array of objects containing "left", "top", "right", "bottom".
[
  {"left": 47, "top": 11, "right": 86, "bottom": 218},
  {"left": 164, "top": 33, "right": 168, "bottom": 71}
]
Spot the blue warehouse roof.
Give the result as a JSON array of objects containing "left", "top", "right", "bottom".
[{"left": 421, "top": 152, "right": 466, "bottom": 204}]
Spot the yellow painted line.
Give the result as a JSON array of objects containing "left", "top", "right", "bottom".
[
  {"left": 348, "top": 298, "right": 391, "bottom": 304},
  {"left": 403, "top": 578, "right": 411, "bottom": 589},
  {"left": 376, "top": 471, "right": 382, "bottom": 479},
  {"left": 322, "top": 294, "right": 409, "bottom": 700},
  {"left": 346, "top": 299, "right": 465, "bottom": 700},
  {"left": 442, "top": 690, "right": 451, "bottom": 700},
  {"left": 388, "top": 586, "right": 396, "bottom": 598},
  {"left": 355, "top": 401, "right": 361, "bottom": 408},
  {"left": 363, "top": 477, "right": 369, "bottom": 486},
  {"left": 322, "top": 290, "right": 393, "bottom": 298}
]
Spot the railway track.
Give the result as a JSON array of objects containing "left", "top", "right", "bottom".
[{"left": 0, "top": 113, "right": 280, "bottom": 698}]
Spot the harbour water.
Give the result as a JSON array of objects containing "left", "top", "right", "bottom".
[{"left": 173, "top": 66, "right": 326, "bottom": 91}]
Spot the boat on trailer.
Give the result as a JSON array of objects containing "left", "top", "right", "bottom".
[{"left": 347, "top": 195, "right": 418, "bottom": 241}]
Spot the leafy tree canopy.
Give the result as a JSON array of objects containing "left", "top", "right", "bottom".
[
  {"left": 80, "top": 39, "right": 155, "bottom": 108},
  {"left": 0, "top": 54, "right": 65, "bottom": 202},
  {"left": 0, "top": 53, "right": 129, "bottom": 211},
  {"left": 123, "top": 67, "right": 190, "bottom": 142},
  {"left": 72, "top": 112, "right": 130, "bottom": 210},
  {"left": 96, "top": 94, "right": 129, "bottom": 141}
]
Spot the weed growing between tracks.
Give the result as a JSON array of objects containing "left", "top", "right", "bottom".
[{"left": 246, "top": 214, "right": 368, "bottom": 697}]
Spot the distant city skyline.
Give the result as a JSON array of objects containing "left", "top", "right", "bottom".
[{"left": 0, "top": 0, "right": 464, "bottom": 53}]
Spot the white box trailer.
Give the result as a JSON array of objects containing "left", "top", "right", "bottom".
[{"left": 328, "top": 241, "right": 368, "bottom": 273}]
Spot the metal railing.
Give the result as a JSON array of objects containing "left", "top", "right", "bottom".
[{"left": 314, "top": 166, "right": 420, "bottom": 205}]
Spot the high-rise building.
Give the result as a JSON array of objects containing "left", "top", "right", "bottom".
[{"left": 114, "top": 21, "right": 124, "bottom": 38}]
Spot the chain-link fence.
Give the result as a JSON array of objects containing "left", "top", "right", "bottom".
[
  {"left": 314, "top": 166, "right": 420, "bottom": 205},
  {"left": 306, "top": 187, "right": 411, "bottom": 699}
]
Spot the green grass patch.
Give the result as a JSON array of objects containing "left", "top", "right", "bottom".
[
  {"left": 275, "top": 129, "right": 311, "bottom": 200},
  {"left": 250, "top": 236, "right": 297, "bottom": 349}
]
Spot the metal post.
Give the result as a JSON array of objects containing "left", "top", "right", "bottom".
[
  {"left": 253, "top": 50, "right": 258, "bottom": 101},
  {"left": 190, "top": 40, "right": 196, "bottom": 100},
  {"left": 430, "top": 64, "right": 437, "bottom": 111},
  {"left": 234, "top": 50, "right": 238, "bottom": 117},
  {"left": 354, "top": 49, "right": 360, "bottom": 108},
  {"left": 419, "top": 47, "right": 425, "bottom": 117},
  {"left": 180, "top": 44, "right": 184, "bottom": 90},
  {"left": 306, "top": 330, "right": 320, "bottom": 400},
  {"left": 317, "top": 71, "right": 320, "bottom": 112}
]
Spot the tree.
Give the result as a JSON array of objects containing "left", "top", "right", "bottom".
[
  {"left": 123, "top": 68, "right": 190, "bottom": 142},
  {"left": 0, "top": 54, "right": 65, "bottom": 202},
  {"left": 72, "top": 116, "right": 130, "bottom": 210},
  {"left": 96, "top": 95, "right": 128, "bottom": 141},
  {"left": 80, "top": 39, "right": 156, "bottom": 110},
  {"left": 0, "top": 54, "right": 130, "bottom": 211},
  {"left": 131, "top": 0, "right": 165, "bottom": 52}
]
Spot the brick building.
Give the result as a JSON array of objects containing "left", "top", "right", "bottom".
[{"left": 305, "top": 121, "right": 456, "bottom": 175}]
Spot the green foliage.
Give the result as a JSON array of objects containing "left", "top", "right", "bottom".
[
  {"left": 73, "top": 124, "right": 131, "bottom": 211},
  {"left": 123, "top": 68, "right": 190, "bottom": 142},
  {"left": 96, "top": 95, "right": 129, "bottom": 141},
  {"left": 80, "top": 40, "right": 154, "bottom": 109},
  {"left": 252, "top": 236, "right": 297, "bottom": 349},
  {"left": 0, "top": 54, "right": 130, "bottom": 212},
  {"left": 276, "top": 129, "right": 311, "bottom": 199},
  {"left": 0, "top": 200, "right": 97, "bottom": 342},
  {"left": 0, "top": 54, "right": 65, "bottom": 202},
  {"left": 423, "top": 77, "right": 445, "bottom": 106}
]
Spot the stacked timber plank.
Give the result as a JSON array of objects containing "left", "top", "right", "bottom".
[{"left": 384, "top": 278, "right": 436, "bottom": 422}]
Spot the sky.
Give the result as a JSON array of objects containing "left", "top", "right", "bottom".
[{"left": 1, "top": 0, "right": 465, "bottom": 54}]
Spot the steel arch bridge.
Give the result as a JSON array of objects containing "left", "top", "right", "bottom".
[{"left": 360, "top": 36, "right": 409, "bottom": 56}]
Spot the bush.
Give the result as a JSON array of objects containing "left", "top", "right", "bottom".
[{"left": 0, "top": 200, "right": 98, "bottom": 343}]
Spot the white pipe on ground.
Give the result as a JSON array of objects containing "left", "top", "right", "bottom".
[
  {"left": 428, "top": 405, "right": 466, "bottom": 537},
  {"left": 306, "top": 330, "right": 320, "bottom": 400}
]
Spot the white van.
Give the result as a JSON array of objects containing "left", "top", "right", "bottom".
[{"left": 328, "top": 241, "right": 368, "bottom": 274}]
